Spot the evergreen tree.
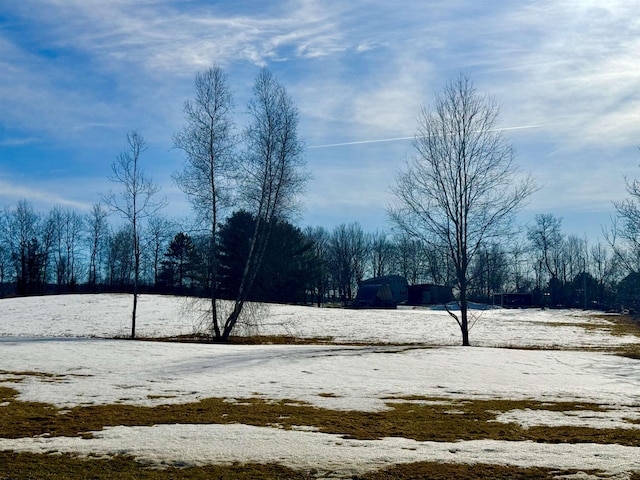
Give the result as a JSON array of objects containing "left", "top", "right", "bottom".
[
  {"left": 160, "top": 232, "right": 197, "bottom": 291},
  {"left": 218, "top": 211, "right": 318, "bottom": 303}
]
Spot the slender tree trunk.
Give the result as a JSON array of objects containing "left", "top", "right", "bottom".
[
  {"left": 222, "top": 217, "right": 267, "bottom": 341},
  {"left": 460, "top": 290, "right": 470, "bottom": 347},
  {"left": 211, "top": 191, "right": 221, "bottom": 339},
  {"left": 132, "top": 231, "right": 139, "bottom": 339},
  {"left": 210, "top": 227, "right": 221, "bottom": 339}
]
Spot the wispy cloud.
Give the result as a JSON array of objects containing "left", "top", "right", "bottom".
[
  {"left": 1, "top": 0, "right": 638, "bottom": 237},
  {"left": 0, "top": 137, "right": 42, "bottom": 147},
  {"left": 0, "top": 179, "right": 92, "bottom": 211}
]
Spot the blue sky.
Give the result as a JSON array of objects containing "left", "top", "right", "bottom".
[{"left": 1, "top": 1, "right": 639, "bottom": 241}]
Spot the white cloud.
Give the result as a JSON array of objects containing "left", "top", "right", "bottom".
[{"left": 483, "top": 1, "right": 640, "bottom": 149}]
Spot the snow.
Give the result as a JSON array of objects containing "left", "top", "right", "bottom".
[
  {"left": 0, "top": 294, "right": 636, "bottom": 349},
  {"left": 0, "top": 294, "right": 639, "bottom": 476},
  {"left": 1, "top": 425, "right": 639, "bottom": 477},
  {"left": 1, "top": 340, "right": 638, "bottom": 411}
]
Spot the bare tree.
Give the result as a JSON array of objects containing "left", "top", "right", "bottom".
[
  {"left": 144, "top": 215, "right": 175, "bottom": 287},
  {"left": 222, "top": 68, "right": 306, "bottom": 340},
  {"left": 610, "top": 166, "right": 640, "bottom": 273},
  {"left": 590, "top": 241, "right": 614, "bottom": 306},
  {"left": 327, "top": 223, "right": 369, "bottom": 305},
  {"left": 506, "top": 237, "right": 534, "bottom": 294},
  {"left": 105, "top": 225, "right": 135, "bottom": 288},
  {"left": 304, "top": 226, "right": 330, "bottom": 306},
  {"left": 5, "top": 200, "right": 44, "bottom": 294},
  {"left": 173, "top": 66, "right": 236, "bottom": 338},
  {"left": 369, "top": 230, "right": 393, "bottom": 278},
  {"left": 86, "top": 203, "right": 109, "bottom": 291},
  {"left": 528, "top": 213, "right": 564, "bottom": 304},
  {"left": 102, "top": 131, "right": 165, "bottom": 339},
  {"left": 0, "top": 210, "right": 11, "bottom": 296},
  {"left": 389, "top": 74, "right": 535, "bottom": 346},
  {"left": 49, "top": 206, "right": 84, "bottom": 290}
]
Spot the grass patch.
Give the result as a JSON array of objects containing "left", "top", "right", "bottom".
[
  {"left": 618, "top": 343, "right": 640, "bottom": 359},
  {"left": 143, "top": 334, "right": 334, "bottom": 345},
  {"left": 318, "top": 392, "right": 341, "bottom": 398},
  {"left": 0, "top": 452, "right": 312, "bottom": 479},
  {"left": 0, "top": 370, "right": 66, "bottom": 380},
  {"left": 594, "top": 313, "right": 640, "bottom": 359},
  {"left": 0, "top": 453, "right": 632, "bottom": 480},
  {"left": 532, "top": 313, "right": 640, "bottom": 359},
  {"left": 590, "top": 313, "right": 640, "bottom": 337},
  {"left": 1, "top": 386, "right": 638, "bottom": 446},
  {"left": 358, "top": 462, "right": 623, "bottom": 480},
  {"left": 534, "top": 312, "right": 640, "bottom": 337}
]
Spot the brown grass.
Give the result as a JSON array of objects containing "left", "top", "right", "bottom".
[
  {"left": 0, "top": 452, "right": 313, "bottom": 479},
  {"left": 358, "top": 462, "right": 616, "bottom": 480},
  {"left": 1, "top": 385, "right": 638, "bottom": 446},
  {"left": 602, "top": 313, "right": 640, "bottom": 359},
  {"left": 143, "top": 334, "right": 334, "bottom": 345},
  {"left": 526, "top": 313, "right": 640, "bottom": 358},
  {"left": 1, "top": 452, "right": 633, "bottom": 480}
]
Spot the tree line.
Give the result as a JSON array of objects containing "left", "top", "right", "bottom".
[
  {"left": 3, "top": 70, "right": 640, "bottom": 345},
  {"left": 0, "top": 200, "right": 635, "bottom": 310}
]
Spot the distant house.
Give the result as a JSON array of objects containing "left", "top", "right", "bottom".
[
  {"left": 493, "top": 293, "right": 533, "bottom": 308},
  {"left": 354, "top": 275, "right": 408, "bottom": 308},
  {"left": 361, "top": 275, "right": 408, "bottom": 304},
  {"left": 407, "top": 284, "right": 454, "bottom": 306},
  {"left": 352, "top": 284, "right": 396, "bottom": 309}
]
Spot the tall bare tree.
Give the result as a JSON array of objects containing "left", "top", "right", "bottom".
[
  {"left": 144, "top": 215, "right": 175, "bottom": 287},
  {"left": 49, "top": 206, "right": 84, "bottom": 290},
  {"left": 102, "top": 131, "right": 165, "bottom": 339},
  {"left": 86, "top": 203, "right": 109, "bottom": 291},
  {"left": 222, "top": 68, "right": 306, "bottom": 340},
  {"left": 528, "top": 213, "right": 564, "bottom": 303},
  {"left": 173, "top": 66, "right": 236, "bottom": 338},
  {"left": 329, "top": 223, "right": 369, "bottom": 304},
  {"left": 304, "top": 226, "right": 330, "bottom": 306},
  {"left": 390, "top": 74, "right": 535, "bottom": 346}
]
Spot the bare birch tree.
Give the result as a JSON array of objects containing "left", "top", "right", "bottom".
[
  {"left": 102, "top": 131, "right": 165, "bottom": 339},
  {"left": 173, "top": 66, "right": 236, "bottom": 339},
  {"left": 389, "top": 74, "right": 535, "bottom": 346},
  {"left": 222, "top": 68, "right": 306, "bottom": 340}
]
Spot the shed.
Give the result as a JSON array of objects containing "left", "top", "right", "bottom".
[
  {"left": 493, "top": 293, "right": 533, "bottom": 308},
  {"left": 407, "top": 284, "right": 454, "bottom": 306}
]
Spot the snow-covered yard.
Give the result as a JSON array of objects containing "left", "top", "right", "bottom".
[{"left": 1, "top": 294, "right": 639, "bottom": 477}]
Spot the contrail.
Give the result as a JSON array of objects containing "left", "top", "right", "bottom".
[
  {"left": 308, "top": 136, "right": 414, "bottom": 149},
  {"left": 308, "top": 124, "right": 543, "bottom": 149}
]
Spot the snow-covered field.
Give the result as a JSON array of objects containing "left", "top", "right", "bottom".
[{"left": 1, "top": 294, "right": 639, "bottom": 477}]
